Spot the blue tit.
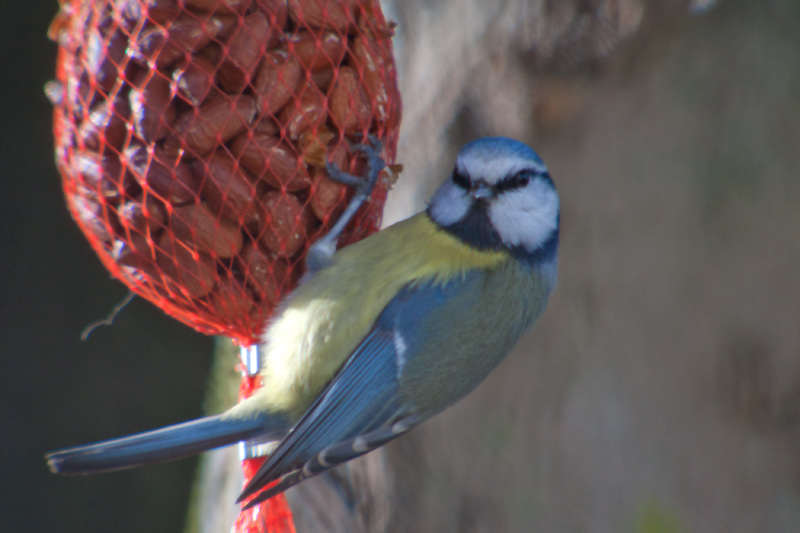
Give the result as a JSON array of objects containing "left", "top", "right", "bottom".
[{"left": 46, "top": 136, "right": 560, "bottom": 508}]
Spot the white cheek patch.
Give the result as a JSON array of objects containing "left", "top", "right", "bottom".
[
  {"left": 428, "top": 181, "right": 471, "bottom": 226},
  {"left": 489, "top": 179, "right": 559, "bottom": 251}
]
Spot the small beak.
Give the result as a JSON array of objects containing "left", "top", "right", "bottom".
[{"left": 471, "top": 182, "right": 494, "bottom": 202}]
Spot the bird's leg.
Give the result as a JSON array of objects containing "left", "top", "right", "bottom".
[{"left": 305, "top": 135, "right": 386, "bottom": 275}]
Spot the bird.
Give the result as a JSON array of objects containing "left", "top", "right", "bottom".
[{"left": 46, "top": 136, "right": 560, "bottom": 508}]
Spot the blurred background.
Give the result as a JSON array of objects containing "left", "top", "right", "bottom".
[{"left": 3, "top": 0, "right": 800, "bottom": 531}]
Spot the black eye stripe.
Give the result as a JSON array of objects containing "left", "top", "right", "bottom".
[
  {"left": 453, "top": 168, "right": 541, "bottom": 193},
  {"left": 452, "top": 168, "right": 470, "bottom": 190},
  {"left": 495, "top": 170, "right": 534, "bottom": 193}
]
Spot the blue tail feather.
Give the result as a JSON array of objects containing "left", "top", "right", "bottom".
[{"left": 46, "top": 412, "right": 289, "bottom": 475}]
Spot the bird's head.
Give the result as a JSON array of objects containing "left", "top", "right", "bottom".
[{"left": 428, "top": 137, "right": 559, "bottom": 263}]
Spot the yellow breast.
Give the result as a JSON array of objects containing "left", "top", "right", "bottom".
[{"left": 230, "top": 213, "right": 509, "bottom": 419}]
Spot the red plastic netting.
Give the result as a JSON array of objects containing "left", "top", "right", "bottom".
[
  {"left": 48, "top": 0, "right": 401, "bottom": 347},
  {"left": 236, "top": 373, "right": 296, "bottom": 532}
]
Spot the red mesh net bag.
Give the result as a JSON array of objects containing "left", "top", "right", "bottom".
[
  {"left": 48, "top": 0, "right": 401, "bottom": 348},
  {"left": 48, "top": 0, "right": 401, "bottom": 530}
]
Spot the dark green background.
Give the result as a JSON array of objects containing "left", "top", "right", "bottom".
[{"left": 0, "top": 4, "right": 213, "bottom": 531}]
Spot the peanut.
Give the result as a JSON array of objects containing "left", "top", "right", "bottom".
[
  {"left": 166, "top": 95, "right": 256, "bottom": 157},
  {"left": 196, "top": 151, "right": 262, "bottom": 227},
  {"left": 156, "top": 232, "right": 217, "bottom": 297},
  {"left": 217, "top": 11, "right": 273, "bottom": 93},
  {"left": 329, "top": 65, "right": 372, "bottom": 134},
  {"left": 129, "top": 73, "right": 176, "bottom": 142},
  {"left": 252, "top": 51, "right": 303, "bottom": 117},
  {"left": 78, "top": 96, "right": 130, "bottom": 151},
  {"left": 124, "top": 144, "right": 199, "bottom": 206},
  {"left": 288, "top": 0, "right": 354, "bottom": 32},
  {"left": 230, "top": 132, "right": 311, "bottom": 191},
  {"left": 172, "top": 55, "right": 217, "bottom": 106},
  {"left": 277, "top": 81, "right": 327, "bottom": 140},
  {"left": 118, "top": 194, "right": 167, "bottom": 234},
  {"left": 258, "top": 190, "right": 314, "bottom": 257},
  {"left": 237, "top": 240, "right": 291, "bottom": 304},
  {"left": 309, "top": 166, "right": 348, "bottom": 222},
  {"left": 170, "top": 202, "right": 244, "bottom": 258},
  {"left": 288, "top": 30, "right": 347, "bottom": 72}
]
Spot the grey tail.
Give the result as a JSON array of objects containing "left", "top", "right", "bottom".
[{"left": 46, "top": 412, "right": 288, "bottom": 475}]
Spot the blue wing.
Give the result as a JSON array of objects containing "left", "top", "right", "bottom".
[{"left": 238, "top": 277, "right": 469, "bottom": 507}]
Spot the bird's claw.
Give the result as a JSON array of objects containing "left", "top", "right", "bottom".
[
  {"left": 325, "top": 135, "right": 385, "bottom": 198},
  {"left": 306, "top": 136, "right": 386, "bottom": 276}
]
